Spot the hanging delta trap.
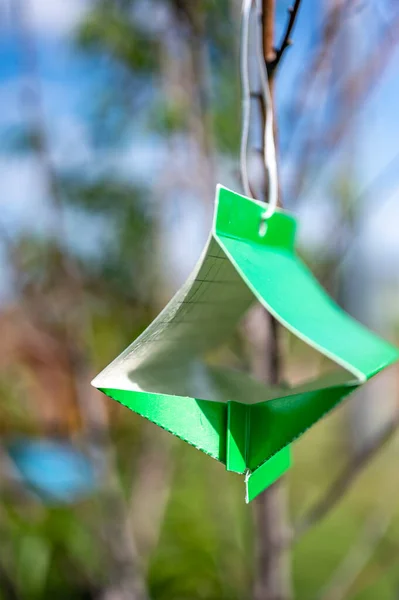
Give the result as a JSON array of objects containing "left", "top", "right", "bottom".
[
  {"left": 93, "top": 0, "right": 399, "bottom": 503},
  {"left": 92, "top": 185, "right": 399, "bottom": 502}
]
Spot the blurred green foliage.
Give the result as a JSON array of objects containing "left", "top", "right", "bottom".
[
  {"left": 3, "top": 405, "right": 399, "bottom": 599},
  {"left": 78, "top": 1, "right": 159, "bottom": 74},
  {"left": 1, "top": 1, "right": 399, "bottom": 599}
]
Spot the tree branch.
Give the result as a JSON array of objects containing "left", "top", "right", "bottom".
[
  {"left": 268, "top": 0, "right": 303, "bottom": 75},
  {"left": 251, "top": 3, "right": 292, "bottom": 599},
  {"left": 316, "top": 500, "right": 397, "bottom": 600},
  {"left": 282, "top": 0, "right": 347, "bottom": 164},
  {"left": 291, "top": 413, "right": 399, "bottom": 544},
  {"left": 289, "top": 6, "right": 399, "bottom": 206}
]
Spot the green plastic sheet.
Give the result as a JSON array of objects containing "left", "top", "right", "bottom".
[{"left": 92, "top": 186, "right": 399, "bottom": 502}]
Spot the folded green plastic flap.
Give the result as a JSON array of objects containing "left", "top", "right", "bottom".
[
  {"left": 93, "top": 185, "right": 399, "bottom": 502},
  {"left": 246, "top": 446, "right": 291, "bottom": 504}
]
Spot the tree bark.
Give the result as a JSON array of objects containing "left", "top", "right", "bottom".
[
  {"left": 251, "top": 310, "right": 291, "bottom": 600},
  {"left": 251, "top": 1, "right": 292, "bottom": 599}
]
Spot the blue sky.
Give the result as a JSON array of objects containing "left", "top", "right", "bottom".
[{"left": 0, "top": 0, "right": 398, "bottom": 298}]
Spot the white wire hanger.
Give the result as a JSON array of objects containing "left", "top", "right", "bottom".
[{"left": 240, "top": 0, "right": 278, "bottom": 221}]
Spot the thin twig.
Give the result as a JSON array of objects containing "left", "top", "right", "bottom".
[
  {"left": 304, "top": 145, "right": 399, "bottom": 283},
  {"left": 268, "top": 0, "right": 303, "bottom": 74},
  {"left": 316, "top": 495, "right": 398, "bottom": 600},
  {"left": 346, "top": 542, "right": 399, "bottom": 596},
  {"left": 291, "top": 413, "right": 399, "bottom": 544},
  {"left": 284, "top": 0, "right": 348, "bottom": 158},
  {"left": 290, "top": 7, "right": 399, "bottom": 205}
]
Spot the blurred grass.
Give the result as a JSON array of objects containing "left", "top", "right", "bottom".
[
  {"left": 1, "top": 379, "right": 398, "bottom": 599},
  {"left": 142, "top": 392, "right": 399, "bottom": 600}
]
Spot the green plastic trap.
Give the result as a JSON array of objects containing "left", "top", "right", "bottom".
[{"left": 92, "top": 186, "right": 399, "bottom": 502}]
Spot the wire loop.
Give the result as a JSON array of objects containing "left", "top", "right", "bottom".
[{"left": 240, "top": 0, "right": 278, "bottom": 219}]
